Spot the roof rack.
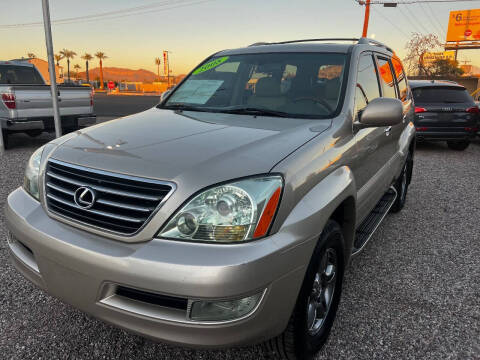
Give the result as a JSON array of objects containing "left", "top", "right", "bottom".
[
  {"left": 248, "top": 38, "right": 359, "bottom": 47},
  {"left": 248, "top": 37, "right": 393, "bottom": 53},
  {"left": 358, "top": 37, "right": 393, "bottom": 53}
]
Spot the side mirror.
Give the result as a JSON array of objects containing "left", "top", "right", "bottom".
[
  {"left": 160, "top": 90, "right": 172, "bottom": 103},
  {"left": 356, "top": 97, "right": 403, "bottom": 129}
]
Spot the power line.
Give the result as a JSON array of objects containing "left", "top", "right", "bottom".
[
  {"left": 417, "top": 3, "right": 443, "bottom": 38},
  {"left": 403, "top": 4, "right": 431, "bottom": 34},
  {"left": 370, "top": 6, "right": 410, "bottom": 39},
  {"left": 0, "top": 0, "right": 216, "bottom": 29},
  {"left": 426, "top": 2, "right": 447, "bottom": 38},
  {"left": 397, "top": 5, "right": 425, "bottom": 35},
  {"left": 357, "top": 0, "right": 480, "bottom": 4}
]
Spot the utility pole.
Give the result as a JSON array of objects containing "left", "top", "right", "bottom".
[
  {"left": 165, "top": 50, "right": 171, "bottom": 89},
  {"left": 42, "top": 0, "right": 62, "bottom": 138},
  {"left": 362, "top": 0, "right": 371, "bottom": 38}
]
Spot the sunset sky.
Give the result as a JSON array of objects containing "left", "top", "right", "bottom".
[{"left": 2, "top": 0, "right": 480, "bottom": 75}]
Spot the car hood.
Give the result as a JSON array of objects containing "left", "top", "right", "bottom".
[{"left": 50, "top": 107, "right": 330, "bottom": 193}]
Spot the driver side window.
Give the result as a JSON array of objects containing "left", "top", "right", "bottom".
[{"left": 354, "top": 53, "right": 381, "bottom": 121}]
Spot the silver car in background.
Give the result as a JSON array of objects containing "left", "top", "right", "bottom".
[
  {"left": 0, "top": 61, "right": 95, "bottom": 148},
  {"left": 5, "top": 38, "right": 415, "bottom": 359}
]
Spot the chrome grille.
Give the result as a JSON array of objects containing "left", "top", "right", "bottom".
[{"left": 45, "top": 159, "right": 174, "bottom": 235}]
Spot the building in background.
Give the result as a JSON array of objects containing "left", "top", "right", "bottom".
[{"left": 460, "top": 64, "right": 480, "bottom": 77}]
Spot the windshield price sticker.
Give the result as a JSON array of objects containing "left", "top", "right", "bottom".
[
  {"left": 168, "top": 80, "right": 224, "bottom": 104},
  {"left": 193, "top": 56, "right": 229, "bottom": 75}
]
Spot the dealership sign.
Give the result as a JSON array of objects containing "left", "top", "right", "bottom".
[
  {"left": 447, "top": 9, "right": 480, "bottom": 42},
  {"left": 420, "top": 51, "right": 456, "bottom": 67}
]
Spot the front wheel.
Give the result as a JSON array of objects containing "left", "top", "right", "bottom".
[
  {"left": 447, "top": 140, "right": 469, "bottom": 151},
  {"left": 263, "top": 220, "right": 345, "bottom": 360}
]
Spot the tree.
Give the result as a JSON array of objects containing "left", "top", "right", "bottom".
[
  {"left": 54, "top": 53, "right": 64, "bottom": 66},
  {"left": 81, "top": 53, "right": 93, "bottom": 83},
  {"left": 27, "top": 53, "right": 36, "bottom": 59},
  {"left": 60, "top": 49, "right": 77, "bottom": 82},
  {"left": 404, "top": 33, "right": 442, "bottom": 76},
  {"left": 155, "top": 57, "right": 161, "bottom": 82},
  {"left": 94, "top": 52, "right": 108, "bottom": 90},
  {"left": 73, "top": 64, "right": 81, "bottom": 79},
  {"left": 430, "top": 59, "right": 464, "bottom": 78}
]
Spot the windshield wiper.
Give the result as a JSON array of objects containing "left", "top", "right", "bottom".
[
  {"left": 219, "top": 107, "right": 291, "bottom": 118},
  {"left": 161, "top": 104, "right": 213, "bottom": 112}
]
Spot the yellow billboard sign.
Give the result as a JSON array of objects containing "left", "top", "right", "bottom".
[
  {"left": 420, "top": 51, "right": 456, "bottom": 67},
  {"left": 447, "top": 9, "right": 480, "bottom": 42}
]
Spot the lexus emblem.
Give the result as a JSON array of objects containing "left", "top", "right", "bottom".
[{"left": 74, "top": 187, "right": 96, "bottom": 209}]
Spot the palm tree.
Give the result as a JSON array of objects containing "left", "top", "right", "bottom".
[
  {"left": 94, "top": 52, "right": 108, "bottom": 90},
  {"left": 81, "top": 53, "right": 93, "bottom": 83},
  {"left": 54, "top": 53, "right": 64, "bottom": 66},
  {"left": 60, "top": 49, "right": 77, "bottom": 82},
  {"left": 155, "top": 57, "right": 161, "bottom": 82},
  {"left": 73, "top": 64, "right": 81, "bottom": 80},
  {"left": 27, "top": 53, "right": 36, "bottom": 59}
]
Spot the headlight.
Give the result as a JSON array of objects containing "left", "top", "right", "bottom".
[
  {"left": 158, "top": 176, "right": 283, "bottom": 242},
  {"left": 23, "top": 146, "right": 45, "bottom": 201}
]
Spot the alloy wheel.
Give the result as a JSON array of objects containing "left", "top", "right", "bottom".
[{"left": 306, "top": 248, "right": 337, "bottom": 336}]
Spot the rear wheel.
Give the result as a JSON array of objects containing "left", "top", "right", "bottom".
[
  {"left": 1, "top": 130, "right": 8, "bottom": 150},
  {"left": 263, "top": 220, "right": 345, "bottom": 360},
  {"left": 447, "top": 140, "right": 469, "bottom": 151}
]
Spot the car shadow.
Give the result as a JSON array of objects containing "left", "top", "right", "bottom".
[{"left": 3, "top": 132, "right": 56, "bottom": 151}]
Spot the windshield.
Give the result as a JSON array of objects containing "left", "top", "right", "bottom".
[
  {"left": 0, "top": 65, "right": 44, "bottom": 85},
  {"left": 162, "top": 53, "right": 347, "bottom": 118},
  {"left": 412, "top": 87, "right": 473, "bottom": 104}
]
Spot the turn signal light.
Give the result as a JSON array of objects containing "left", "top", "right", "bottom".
[
  {"left": 253, "top": 187, "right": 282, "bottom": 238},
  {"left": 1, "top": 93, "right": 16, "bottom": 109},
  {"left": 466, "top": 107, "right": 479, "bottom": 114}
]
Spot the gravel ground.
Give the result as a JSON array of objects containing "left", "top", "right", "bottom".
[{"left": 1, "top": 134, "right": 479, "bottom": 360}]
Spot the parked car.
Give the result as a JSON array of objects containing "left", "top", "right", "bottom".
[
  {"left": 5, "top": 38, "right": 415, "bottom": 359},
  {"left": 0, "top": 61, "right": 96, "bottom": 148},
  {"left": 410, "top": 80, "right": 479, "bottom": 150}
]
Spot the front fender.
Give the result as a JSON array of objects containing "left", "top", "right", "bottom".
[{"left": 274, "top": 166, "right": 357, "bottom": 265}]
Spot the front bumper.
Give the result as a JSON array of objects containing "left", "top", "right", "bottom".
[{"left": 5, "top": 188, "right": 312, "bottom": 348}]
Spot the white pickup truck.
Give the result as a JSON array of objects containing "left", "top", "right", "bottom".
[{"left": 0, "top": 61, "right": 96, "bottom": 148}]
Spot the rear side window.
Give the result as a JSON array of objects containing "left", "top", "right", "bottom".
[
  {"left": 412, "top": 87, "right": 473, "bottom": 104},
  {"left": 0, "top": 65, "right": 44, "bottom": 84},
  {"left": 391, "top": 57, "right": 408, "bottom": 102},
  {"left": 376, "top": 58, "right": 396, "bottom": 99},
  {"left": 354, "top": 53, "right": 380, "bottom": 119}
]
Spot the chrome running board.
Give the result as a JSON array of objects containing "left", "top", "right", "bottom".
[{"left": 352, "top": 186, "right": 397, "bottom": 256}]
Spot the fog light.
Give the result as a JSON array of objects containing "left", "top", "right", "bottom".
[{"left": 189, "top": 292, "right": 263, "bottom": 322}]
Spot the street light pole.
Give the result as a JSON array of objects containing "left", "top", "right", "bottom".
[
  {"left": 41, "top": 0, "right": 62, "bottom": 138},
  {"left": 362, "top": 0, "right": 371, "bottom": 38}
]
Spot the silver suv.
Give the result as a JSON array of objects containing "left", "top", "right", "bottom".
[{"left": 5, "top": 38, "right": 415, "bottom": 359}]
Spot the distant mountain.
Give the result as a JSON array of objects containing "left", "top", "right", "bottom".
[{"left": 78, "top": 67, "right": 158, "bottom": 82}]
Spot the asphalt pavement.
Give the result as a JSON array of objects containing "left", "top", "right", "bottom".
[
  {"left": 0, "top": 108, "right": 479, "bottom": 359},
  {"left": 94, "top": 93, "right": 161, "bottom": 119}
]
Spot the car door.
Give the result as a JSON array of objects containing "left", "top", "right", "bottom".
[
  {"left": 376, "top": 55, "right": 410, "bottom": 178},
  {"left": 352, "top": 52, "right": 391, "bottom": 223}
]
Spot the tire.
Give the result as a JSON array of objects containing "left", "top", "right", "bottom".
[
  {"left": 447, "top": 140, "right": 469, "bottom": 151},
  {"left": 1, "top": 130, "right": 9, "bottom": 150},
  {"left": 391, "top": 156, "right": 411, "bottom": 213},
  {"left": 263, "top": 220, "right": 345, "bottom": 360}
]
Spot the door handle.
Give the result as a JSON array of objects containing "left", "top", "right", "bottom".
[{"left": 384, "top": 126, "right": 392, "bottom": 136}]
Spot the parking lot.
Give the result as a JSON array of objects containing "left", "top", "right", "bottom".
[{"left": 0, "top": 104, "right": 479, "bottom": 359}]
